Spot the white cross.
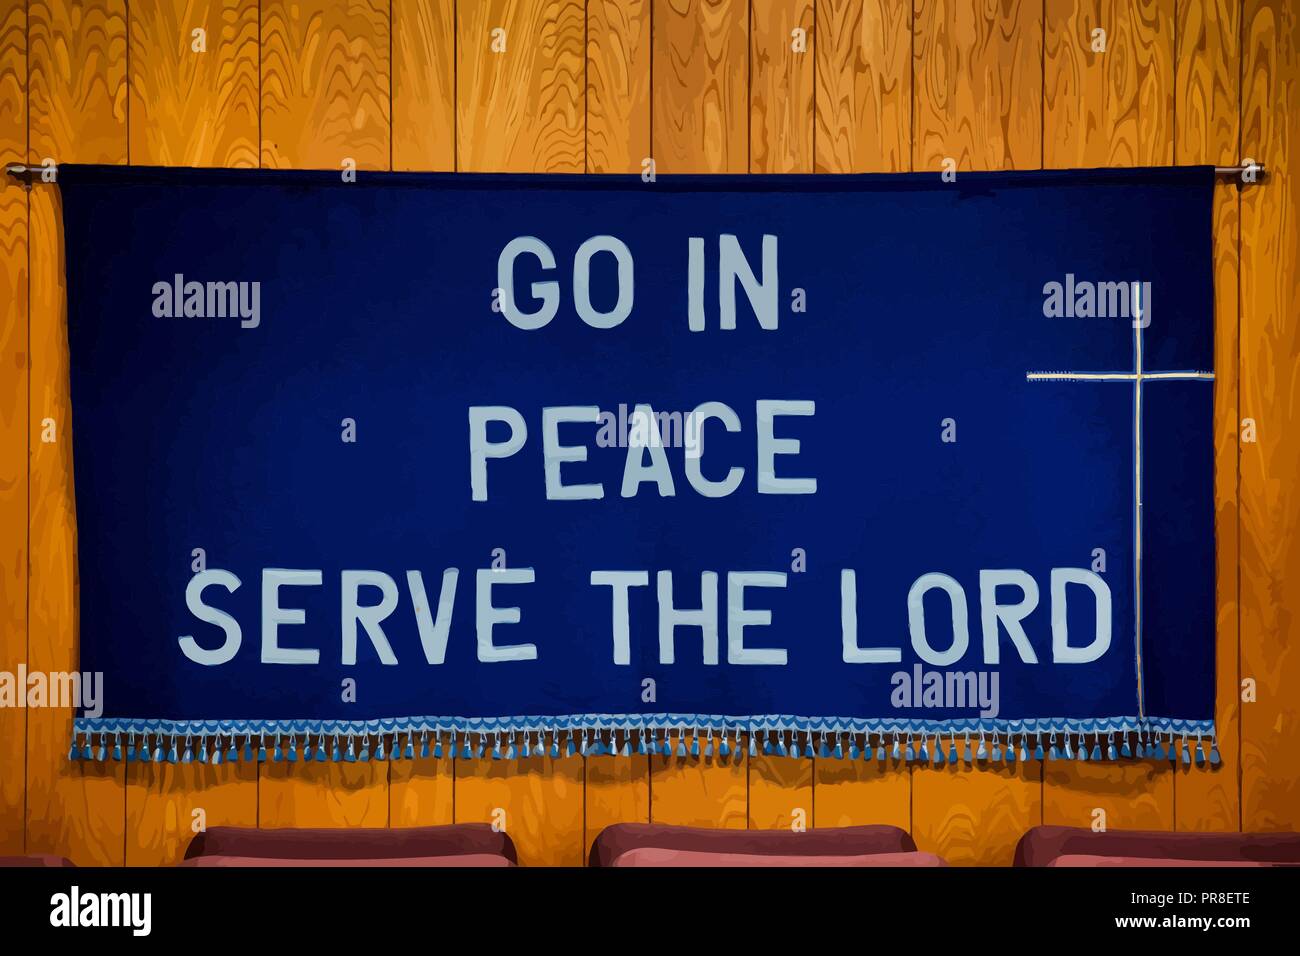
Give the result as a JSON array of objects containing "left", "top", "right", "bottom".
[{"left": 1025, "top": 286, "right": 1213, "bottom": 718}]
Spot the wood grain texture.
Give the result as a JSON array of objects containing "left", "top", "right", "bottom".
[
  {"left": 454, "top": 740, "right": 584, "bottom": 866},
  {"left": 126, "top": 761, "right": 257, "bottom": 865},
  {"left": 577, "top": 1, "right": 653, "bottom": 847},
  {"left": 456, "top": 0, "right": 585, "bottom": 172},
  {"left": 910, "top": 0, "right": 1045, "bottom": 864},
  {"left": 393, "top": 0, "right": 456, "bottom": 170},
  {"left": 808, "top": 0, "right": 913, "bottom": 829},
  {"left": 129, "top": 0, "right": 259, "bottom": 167},
  {"left": 261, "top": 0, "right": 391, "bottom": 170},
  {"left": 390, "top": 750, "right": 455, "bottom": 827},
  {"left": 1174, "top": 0, "right": 1241, "bottom": 832},
  {"left": 651, "top": 733, "right": 746, "bottom": 828},
  {"left": 28, "top": 0, "right": 127, "bottom": 165},
  {"left": 260, "top": 759, "right": 389, "bottom": 828},
  {"left": 749, "top": 0, "right": 813, "bottom": 173},
  {"left": 0, "top": 0, "right": 26, "bottom": 855},
  {"left": 25, "top": 0, "right": 128, "bottom": 866},
  {"left": 1043, "top": 758, "right": 1173, "bottom": 830},
  {"left": 653, "top": 0, "right": 748, "bottom": 173},
  {"left": 586, "top": 0, "right": 651, "bottom": 173},
  {"left": 26, "top": 184, "right": 126, "bottom": 865},
  {"left": 120, "top": 0, "right": 260, "bottom": 861},
  {"left": 1240, "top": 0, "right": 1300, "bottom": 831},
  {"left": 814, "top": 755, "right": 909, "bottom": 830},
  {"left": 584, "top": 751, "right": 649, "bottom": 862},
  {"left": 256, "top": 0, "right": 393, "bottom": 827},
  {"left": 1040, "top": 0, "right": 1178, "bottom": 826},
  {"left": 1043, "top": 0, "right": 1174, "bottom": 168},
  {"left": 913, "top": 0, "right": 1041, "bottom": 172},
  {"left": 451, "top": 2, "right": 585, "bottom": 865},
  {"left": 913, "top": 758, "right": 1041, "bottom": 865},
  {"left": 747, "top": 745, "right": 811, "bottom": 831},
  {"left": 814, "top": 0, "right": 911, "bottom": 173}
]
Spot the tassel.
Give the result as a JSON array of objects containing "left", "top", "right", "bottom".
[
  {"left": 329, "top": 736, "right": 341, "bottom": 762},
  {"left": 114, "top": 734, "right": 124, "bottom": 762},
  {"left": 303, "top": 735, "right": 314, "bottom": 761},
  {"left": 1194, "top": 736, "right": 1205, "bottom": 767},
  {"left": 1121, "top": 733, "right": 1132, "bottom": 758},
  {"left": 637, "top": 731, "right": 648, "bottom": 756},
  {"left": 181, "top": 736, "right": 193, "bottom": 764},
  {"left": 718, "top": 732, "right": 729, "bottom": 758},
  {"left": 918, "top": 736, "right": 930, "bottom": 763},
  {"left": 273, "top": 735, "right": 283, "bottom": 762},
  {"left": 288, "top": 735, "right": 299, "bottom": 762},
  {"left": 1107, "top": 734, "right": 1117, "bottom": 761},
  {"left": 904, "top": 735, "right": 914, "bottom": 763},
  {"left": 375, "top": 735, "right": 387, "bottom": 761},
  {"left": 848, "top": 734, "right": 859, "bottom": 761},
  {"left": 1018, "top": 735, "right": 1029, "bottom": 763},
  {"left": 127, "top": 735, "right": 138, "bottom": 762},
  {"left": 139, "top": 735, "right": 152, "bottom": 762},
  {"left": 1091, "top": 739, "right": 1103, "bottom": 761},
  {"left": 1181, "top": 736, "right": 1191, "bottom": 765},
  {"left": 242, "top": 736, "right": 253, "bottom": 762},
  {"left": 68, "top": 736, "right": 79, "bottom": 762},
  {"left": 690, "top": 733, "right": 700, "bottom": 758},
  {"left": 230, "top": 736, "right": 241, "bottom": 763},
  {"left": 315, "top": 734, "right": 327, "bottom": 762},
  {"left": 401, "top": 733, "right": 413, "bottom": 760},
  {"left": 891, "top": 735, "right": 900, "bottom": 761},
  {"left": 1209, "top": 738, "right": 1222, "bottom": 766},
  {"left": 213, "top": 736, "right": 224, "bottom": 765},
  {"left": 834, "top": 734, "right": 845, "bottom": 760},
  {"left": 991, "top": 735, "right": 1002, "bottom": 763},
  {"left": 463, "top": 732, "right": 475, "bottom": 760},
  {"left": 976, "top": 733, "right": 988, "bottom": 761}
]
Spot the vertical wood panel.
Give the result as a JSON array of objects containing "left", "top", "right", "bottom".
[
  {"left": 0, "top": 0, "right": 26, "bottom": 856},
  {"left": 579, "top": 2, "right": 653, "bottom": 852},
  {"left": 651, "top": 733, "right": 747, "bottom": 828},
  {"left": 25, "top": 0, "right": 128, "bottom": 867},
  {"left": 393, "top": 0, "right": 457, "bottom": 170},
  {"left": 913, "top": 0, "right": 1041, "bottom": 172},
  {"left": 587, "top": 0, "right": 651, "bottom": 173},
  {"left": 122, "top": 0, "right": 261, "bottom": 863},
  {"left": 454, "top": 736, "right": 584, "bottom": 866},
  {"left": 743, "top": 0, "right": 814, "bottom": 829},
  {"left": 646, "top": 0, "right": 750, "bottom": 829},
  {"left": 1040, "top": 0, "right": 1177, "bottom": 828},
  {"left": 911, "top": 0, "right": 1044, "bottom": 864},
  {"left": 261, "top": 0, "right": 391, "bottom": 170},
  {"left": 584, "top": 750, "right": 649, "bottom": 861},
  {"left": 259, "top": 760, "right": 389, "bottom": 828},
  {"left": 390, "top": 743, "right": 455, "bottom": 827},
  {"left": 453, "top": 0, "right": 586, "bottom": 865},
  {"left": 809, "top": 0, "right": 913, "bottom": 830},
  {"left": 749, "top": 0, "right": 813, "bottom": 173},
  {"left": 1043, "top": 760, "right": 1173, "bottom": 830},
  {"left": 1044, "top": 0, "right": 1174, "bottom": 168},
  {"left": 1240, "top": 0, "right": 1300, "bottom": 831},
  {"left": 129, "top": 0, "right": 259, "bottom": 167},
  {"left": 653, "top": 0, "right": 748, "bottom": 173},
  {"left": 456, "top": 0, "right": 585, "bottom": 172},
  {"left": 814, "top": 0, "right": 911, "bottom": 173},
  {"left": 1174, "top": 0, "right": 1241, "bottom": 833},
  {"left": 255, "top": 0, "right": 393, "bottom": 827}
]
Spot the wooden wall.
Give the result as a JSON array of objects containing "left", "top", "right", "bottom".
[{"left": 0, "top": 0, "right": 1296, "bottom": 866}]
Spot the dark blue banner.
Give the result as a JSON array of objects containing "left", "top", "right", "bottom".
[{"left": 60, "top": 165, "right": 1217, "bottom": 766}]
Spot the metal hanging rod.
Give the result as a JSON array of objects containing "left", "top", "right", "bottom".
[{"left": 6, "top": 161, "right": 1269, "bottom": 183}]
